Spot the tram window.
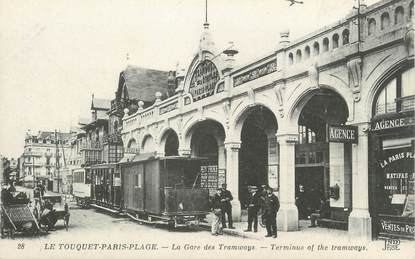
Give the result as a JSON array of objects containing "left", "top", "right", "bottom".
[
  {"left": 309, "top": 152, "right": 317, "bottom": 164},
  {"left": 134, "top": 174, "right": 142, "bottom": 188},
  {"left": 316, "top": 151, "right": 323, "bottom": 163},
  {"left": 296, "top": 152, "right": 307, "bottom": 164}
]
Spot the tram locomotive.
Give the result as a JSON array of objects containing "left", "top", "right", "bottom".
[
  {"left": 120, "top": 153, "right": 210, "bottom": 227},
  {"left": 71, "top": 153, "right": 211, "bottom": 227}
]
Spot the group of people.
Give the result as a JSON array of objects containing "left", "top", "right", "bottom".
[{"left": 210, "top": 184, "right": 280, "bottom": 238}]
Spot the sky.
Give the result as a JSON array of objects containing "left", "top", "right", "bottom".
[{"left": 0, "top": 0, "right": 379, "bottom": 158}]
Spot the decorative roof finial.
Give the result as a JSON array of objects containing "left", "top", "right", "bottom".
[{"left": 204, "top": 0, "right": 209, "bottom": 28}]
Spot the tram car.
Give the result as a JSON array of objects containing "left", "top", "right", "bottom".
[
  {"left": 72, "top": 168, "right": 91, "bottom": 208},
  {"left": 120, "top": 153, "right": 210, "bottom": 227},
  {"left": 90, "top": 163, "right": 122, "bottom": 211}
]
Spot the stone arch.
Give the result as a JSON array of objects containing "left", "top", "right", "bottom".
[
  {"left": 159, "top": 127, "right": 179, "bottom": 156},
  {"left": 127, "top": 138, "right": 137, "bottom": 148},
  {"left": 141, "top": 134, "right": 156, "bottom": 153},
  {"left": 381, "top": 12, "right": 390, "bottom": 30},
  {"left": 368, "top": 18, "right": 377, "bottom": 36},
  {"left": 364, "top": 58, "right": 412, "bottom": 118},
  {"left": 286, "top": 84, "right": 353, "bottom": 127},
  {"left": 394, "top": 6, "right": 404, "bottom": 25},
  {"left": 232, "top": 102, "right": 279, "bottom": 141},
  {"left": 296, "top": 49, "right": 302, "bottom": 63},
  {"left": 332, "top": 33, "right": 339, "bottom": 49},
  {"left": 182, "top": 117, "right": 227, "bottom": 152},
  {"left": 304, "top": 46, "right": 311, "bottom": 59}
]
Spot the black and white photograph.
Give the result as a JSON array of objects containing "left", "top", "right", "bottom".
[{"left": 0, "top": 0, "right": 414, "bottom": 258}]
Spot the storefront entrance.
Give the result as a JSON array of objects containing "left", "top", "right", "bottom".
[
  {"left": 368, "top": 65, "right": 414, "bottom": 239},
  {"left": 295, "top": 167, "right": 325, "bottom": 219}
]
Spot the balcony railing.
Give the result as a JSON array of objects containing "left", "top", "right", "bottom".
[
  {"left": 80, "top": 142, "right": 103, "bottom": 150},
  {"left": 23, "top": 151, "right": 43, "bottom": 157},
  {"left": 124, "top": 148, "right": 140, "bottom": 154}
]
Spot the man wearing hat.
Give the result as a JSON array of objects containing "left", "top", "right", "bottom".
[
  {"left": 262, "top": 186, "right": 280, "bottom": 238},
  {"left": 244, "top": 185, "right": 260, "bottom": 232},
  {"left": 220, "top": 183, "right": 235, "bottom": 229},
  {"left": 210, "top": 188, "right": 223, "bottom": 236}
]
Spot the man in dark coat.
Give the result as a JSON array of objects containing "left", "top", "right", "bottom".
[
  {"left": 210, "top": 188, "right": 223, "bottom": 235},
  {"left": 262, "top": 186, "right": 280, "bottom": 238},
  {"left": 244, "top": 186, "right": 260, "bottom": 232},
  {"left": 220, "top": 183, "right": 234, "bottom": 229}
]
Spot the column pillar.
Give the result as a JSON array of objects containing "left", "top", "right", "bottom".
[
  {"left": 276, "top": 133, "right": 299, "bottom": 231},
  {"left": 224, "top": 141, "right": 241, "bottom": 222},
  {"left": 348, "top": 122, "right": 372, "bottom": 240}
]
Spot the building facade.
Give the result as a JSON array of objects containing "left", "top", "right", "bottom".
[
  {"left": 121, "top": 0, "right": 414, "bottom": 239},
  {"left": 21, "top": 130, "right": 71, "bottom": 190}
]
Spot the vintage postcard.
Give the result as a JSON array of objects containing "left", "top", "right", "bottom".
[{"left": 0, "top": 0, "right": 414, "bottom": 258}]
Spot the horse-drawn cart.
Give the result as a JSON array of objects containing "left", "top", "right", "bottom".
[
  {"left": 38, "top": 194, "right": 70, "bottom": 231},
  {"left": 1, "top": 190, "right": 40, "bottom": 238}
]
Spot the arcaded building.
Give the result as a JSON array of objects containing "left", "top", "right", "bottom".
[{"left": 121, "top": 0, "right": 414, "bottom": 240}]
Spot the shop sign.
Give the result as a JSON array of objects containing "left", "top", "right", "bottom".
[
  {"left": 379, "top": 218, "right": 415, "bottom": 237},
  {"left": 200, "top": 164, "right": 218, "bottom": 195},
  {"left": 233, "top": 59, "right": 278, "bottom": 87},
  {"left": 327, "top": 125, "right": 358, "bottom": 144},
  {"left": 189, "top": 60, "right": 219, "bottom": 102},
  {"left": 371, "top": 114, "right": 415, "bottom": 131}
]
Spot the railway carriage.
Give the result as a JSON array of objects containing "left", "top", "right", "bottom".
[
  {"left": 120, "top": 153, "right": 210, "bottom": 227},
  {"left": 72, "top": 168, "right": 91, "bottom": 207},
  {"left": 90, "top": 163, "right": 122, "bottom": 211}
]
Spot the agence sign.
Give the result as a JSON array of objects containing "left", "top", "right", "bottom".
[{"left": 327, "top": 125, "right": 358, "bottom": 144}]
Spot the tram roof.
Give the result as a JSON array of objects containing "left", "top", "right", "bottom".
[{"left": 118, "top": 153, "right": 208, "bottom": 165}]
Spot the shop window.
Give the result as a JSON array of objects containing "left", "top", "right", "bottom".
[
  {"left": 298, "top": 125, "right": 317, "bottom": 144},
  {"left": 394, "top": 6, "right": 404, "bottom": 24},
  {"left": 342, "top": 29, "right": 350, "bottom": 45},
  {"left": 374, "top": 67, "right": 415, "bottom": 116},
  {"left": 304, "top": 46, "right": 310, "bottom": 59},
  {"left": 332, "top": 34, "right": 339, "bottom": 49},
  {"left": 322, "top": 38, "right": 329, "bottom": 52},
  {"left": 368, "top": 18, "right": 376, "bottom": 36},
  {"left": 381, "top": 12, "right": 390, "bottom": 30}
]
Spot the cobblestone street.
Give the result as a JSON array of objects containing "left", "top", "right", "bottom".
[{"left": 1, "top": 189, "right": 413, "bottom": 259}]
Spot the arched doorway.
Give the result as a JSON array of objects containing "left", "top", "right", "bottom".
[
  {"left": 163, "top": 130, "right": 179, "bottom": 156},
  {"left": 238, "top": 106, "right": 278, "bottom": 208},
  {"left": 188, "top": 120, "right": 226, "bottom": 195},
  {"left": 295, "top": 88, "right": 349, "bottom": 220}
]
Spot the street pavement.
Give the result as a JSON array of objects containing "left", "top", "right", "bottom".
[{"left": 0, "top": 186, "right": 413, "bottom": 259}]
